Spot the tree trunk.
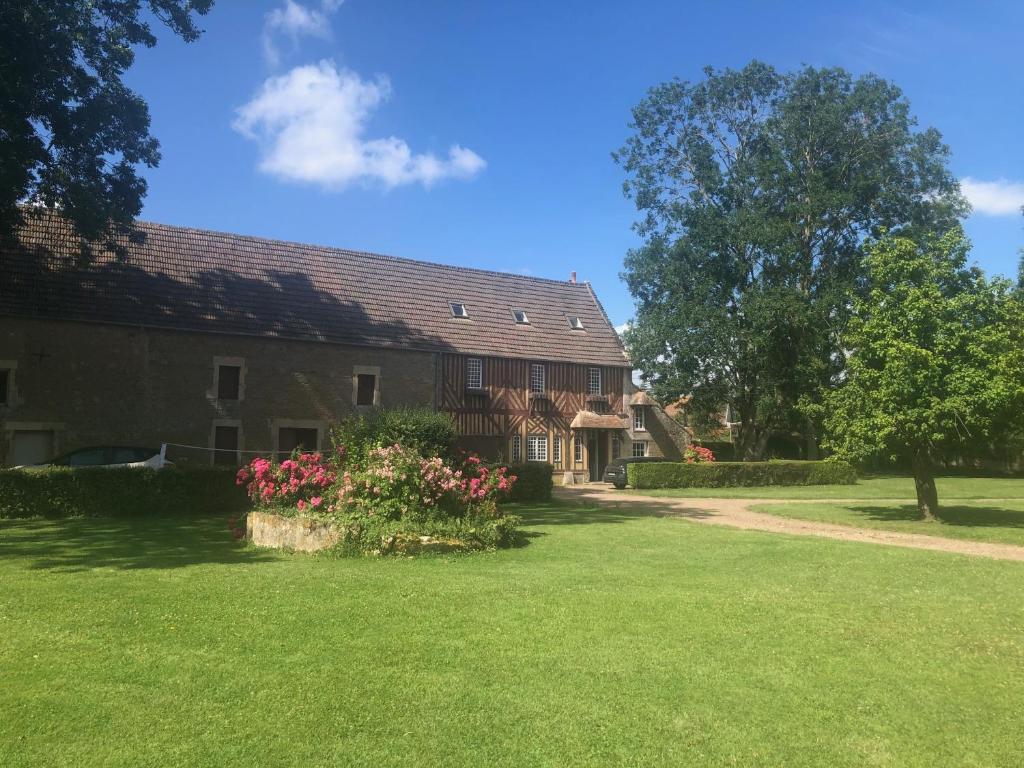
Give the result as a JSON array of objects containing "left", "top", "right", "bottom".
[
  {"left": 805, "top": 419, "right": 820, "bottom": 461},
  {"left": 912, "top": 453, "right": 939, "bottom": 521},
  {"left": 735, "top": 420, "right": 768, "bottom": 461}
]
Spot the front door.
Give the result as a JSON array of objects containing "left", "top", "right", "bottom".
[{"left": 587, "top": 432, "right": 608, "bottom": 482}]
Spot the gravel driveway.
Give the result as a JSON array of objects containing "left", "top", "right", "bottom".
[{"left": 554, "top": 484, "right": 1024, "bottom": 562}]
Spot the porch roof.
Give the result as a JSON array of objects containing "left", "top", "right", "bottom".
[{"left": 570, "top": 411, "right": 628, "bottom": 430}]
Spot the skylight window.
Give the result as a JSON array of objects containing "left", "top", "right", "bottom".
[
  {"left": 567, "top": 315, "right": 584, "bottom": 330},
  {"left": 450, "top": 302, "right": 469, "bottom": 318},
  {"left": 512, "top": 308, "right": 530, "bottom": 324}
]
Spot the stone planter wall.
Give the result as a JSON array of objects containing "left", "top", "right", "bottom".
[{"left": 246, "top": 510, "right": 342, "bottom": 552}]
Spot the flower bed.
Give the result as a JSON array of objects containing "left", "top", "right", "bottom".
[{"left": 236, "top": 445, "right": 519, "bottom": 555}]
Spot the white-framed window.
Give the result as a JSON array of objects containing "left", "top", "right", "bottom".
[
  {"left": 527, "top": 434, "right": 548, "bottom": 462},
  {"left": 450, "top": 302, "right": 469, "bottom": 318},
  {"left": 633, "top": 408, "right": 646, "bottom": 431},
  {"left": 512, "top": 308, "right": 530, "bottom": 324},
  {"left": 0, "top": 360, "right": 17, "bottom": 407},
  {"left": 587, "top": 367, "right": 602, "bottom": 395},
  {"left": 466, "top": 357, "right": 483, "bottom": 389},
  {"left": 353, "top": 365, "right": 380, "bottom": 407},
  {"left": 632, "top": 441, "right": 648, "bottom": 458},
  {"left": 552, "top": 435, "right": 562, "bottom": 466},
  {"left": 573, "top": 434, "right": 583, "bottom": 463},
  {"left": 611, "top": 434, "right": 621, "bottom": 460},
  {"left": 530, "top": 363, "right": 546, "bottom": 394},
  {"left": 511, "top": 433, "right": 522, "bottom": 463},
  {"left": 568, "top": 315, "right": 584, "bottom": 330},
  {"left": 211, "top": 356, "right": 246, "bottom": 402}
]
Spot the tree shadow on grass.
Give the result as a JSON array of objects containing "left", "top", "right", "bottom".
[
  {"left": 849, "top": 504, "right": 1024, "bottom": 529},
  {"left": 0, "top": 514, "right": 278, "bottom": 573}
]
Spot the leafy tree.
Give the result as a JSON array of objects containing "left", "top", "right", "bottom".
[
  {"left": 616, "top": 62, "right": 966, "bottom": 460},
  {"left": 823, "top": 229, "right": 1024, "bottom": 519},
  {"left": 0, "top": 0, "right": 213, "bottom": 253}
]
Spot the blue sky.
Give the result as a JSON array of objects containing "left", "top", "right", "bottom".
[{"left": 129, "top": 0, "right": 1024, "bottom": 327}]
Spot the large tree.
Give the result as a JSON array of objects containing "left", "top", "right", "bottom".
[
  {"left": 616, "top": 62, "right": 966, "bottom": 459},
  {"left": 0, "top": 0, "right": 213, "bottom": 251},
  {"left": 823, "top": 229, "right": 1024, "bottom": 519}
]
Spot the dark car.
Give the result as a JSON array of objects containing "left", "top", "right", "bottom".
[
  {"left": 15, "top": 446, "right": 167, "bottom": 470},
  {"left": 602, "top": 456, "right": 671, "bottom": 489}
]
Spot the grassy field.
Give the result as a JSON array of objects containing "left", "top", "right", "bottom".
[
  {"left": 754, "top": 499, "right": 1024, "bottom": 546},
  {"left": 3, "top": 502, "right": 1024, "bottom": 767},
  {"left": 633, "top": 475, "right": 1024, "bottom": 500}
]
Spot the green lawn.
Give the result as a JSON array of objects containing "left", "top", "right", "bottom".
[
  {"left": 2, "top": 503, "right": 1024, "bottom": 767},
  {"left": 753, "top": 499, "right": 1024, "bottom": 546},
  {"left": 633, "top": 474, "right": 1024, "bottom": 500}
]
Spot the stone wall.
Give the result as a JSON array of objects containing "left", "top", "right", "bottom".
[
  {"left": 0, "top": 318, "right": 438, "bottom": 464},
  {"left": 247, "top": 510, "right": 342, "bottom": 552}
]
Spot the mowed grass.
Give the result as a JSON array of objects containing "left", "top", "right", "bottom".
[
  {"left": 754, "top": 499, "right": 1024, "bottom": 546},
  {"left": 633, "top": 474, "right": 1024, "bottom": 500},
  {"left": 2, "top": 503, "right": 1024, "bottom": 767}
]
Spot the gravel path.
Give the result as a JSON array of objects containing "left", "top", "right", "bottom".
[{"left": 554, "top": 485, "right": 1024, "bottom": 562}]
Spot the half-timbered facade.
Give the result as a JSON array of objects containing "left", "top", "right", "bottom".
[{"left": 1, "top": 213, "right": 686, "bottom": 478}]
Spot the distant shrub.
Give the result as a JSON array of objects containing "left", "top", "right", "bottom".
[
  {"left": 0, "top": 467, "right": 245, "bottom": 519},
  {"left": 330, "top": 407, "right": 458, "bottom": 464},
  {"left": 502, "top": 463, "right": 554, "bottom": 502},
  {"left": 693, "top": 441, "right": 735, "bottom": 461},
  {"left": 627, "top": 460, "right": 857, "bottom": 489},
  {"left": 683, "top": 445, "right": 716, "bottom": 463}
]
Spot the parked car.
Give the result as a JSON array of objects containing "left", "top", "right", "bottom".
[
  {"left": 602, "top": 456, "right": 672, "bottom": 489},
  {"left": 15, "top": 446, "right": 167, "bottom": 470}
]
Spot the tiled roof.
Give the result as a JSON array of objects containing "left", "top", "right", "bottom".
[
  {"left": 1, "top": 213, "right": 630, "bottom": 367},
  {"left": 629, "top": 389, "right": 658, "bottom": 407}
]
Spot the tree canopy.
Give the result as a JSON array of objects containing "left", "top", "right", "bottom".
[
  {"left": 822, "top": 229, "right": 1024, "bottom": 518},
  {"left": 0, "top": 0, "right": 213, "bottom": 252},
  {"left": 615, "top": 61, "right": 966, "bottom": 459}
]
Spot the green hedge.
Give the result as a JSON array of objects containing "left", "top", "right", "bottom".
[
  {"left": 331, "top": 407, "right": 458, "bottom": 463},
  {"left": 627, "top": 460, "right": 857, "bottom": 489},
  {"left": 503, "top": 463, "right": 554, "bottom": 502},
  {"left": 0, "top": 467, "right": 247, "bottom": 519}
]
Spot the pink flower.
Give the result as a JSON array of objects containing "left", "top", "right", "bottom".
[
  {"left": 296, "top": 499, "right": 307, "bottom": 511},
  {"left": 310, "top": 496, "right": 323, "bottom": 508}
]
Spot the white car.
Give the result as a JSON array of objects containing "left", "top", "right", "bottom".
[{"left": 15, "top": 446, "right": 168, "bottom": 470}]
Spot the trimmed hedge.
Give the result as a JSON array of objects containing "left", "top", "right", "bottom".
[
  {"left": 503, "top": 463, "right": 554, "bottom": 502},
  {"left": 331, "top": 407, "right": 458, "bottom": 464},
  {"left": 0, "top": 467, "right": 247, "bottom": 519},
  {"left": 627, "top": 460, "right": 857, "bottom": 489}
]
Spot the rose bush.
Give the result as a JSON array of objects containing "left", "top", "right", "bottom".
[
  {"left": 683, "top": 445, "right": 716, "bottom": 464},
  {"left": 235, "top": 444, "right": 519, "bottom": 554}
]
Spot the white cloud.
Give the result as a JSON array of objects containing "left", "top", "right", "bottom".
[
  {"left": 262, "top": 0, "right": 342, "bottom": 67},
  {"left": 615, "top": 322, "right": 631, "bottom": 335},
  {"left": 233, "top": 60, "right": 486, "bottom": 189},
  {"left": 961, "top": 177, "right": 1024, "bottom": 216}
]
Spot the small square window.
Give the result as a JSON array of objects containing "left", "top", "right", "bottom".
[
  {"left": 466, "top": 358, "right": 483, "bottom": 389},
  {"left": 356, "top": 373, "right": 377, "bottom": 406},
  {"left": 568, "top": 316, "right": 584, "bottom": 330},
  {"left": 512, "top": 308, "right": 530, "bottom": 324},
  {"left": 530, "top": 363, "right": 546, "bottom": 394},
  {"left": 217, "top": 365, "right": 241, "bottom": 400},
  {"left": 279, "top": 427, "right": 319, "bottom": 454},
  {"left": 214, "top": 426, "right": 239, "bottom": 466},
  {"left": 0, "top": 369, "right": 8, "bottom": 405},
  {"left": 632, "top": 441, "right": 648, "bottom": 458},
  {"left": 527, "top": 435, "right": 548, "bottom": 462},
  {"left": 450, "top": 302, "right": 469, "bottom": 318}
]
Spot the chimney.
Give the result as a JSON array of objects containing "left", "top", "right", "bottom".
[{"left": 569, "top": 271, "right": 577, "bottom": 284}]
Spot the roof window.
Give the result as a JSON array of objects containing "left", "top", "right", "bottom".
[
  {"left": 567, "top": 315, "right": 585, "bottom": 330},
  {"left": 512, "top": 308, "right": 530, "bottom": 324},
  {"left": 450, "top": 302, "right": 469, "bottom": 318}
]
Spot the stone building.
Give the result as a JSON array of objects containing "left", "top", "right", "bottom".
[{"left": 0, "top": 214, "right": 686, "bottom": 480}]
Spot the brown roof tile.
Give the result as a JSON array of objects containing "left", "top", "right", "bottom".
[{"left": 1, "top": 213, "right": 630, "bottom": 367}]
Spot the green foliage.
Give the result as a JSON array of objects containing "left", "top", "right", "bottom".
[
  {"left": 821, "top": 229, "right": 1024, "bottom": 513},
  {"left": 0, "top": 1, "right": 213, "bottom": 249},
  {"left": 0, "top": 467, "right": 245, "bottom": 519},
  {"left": 330, "top": 407, "right": 458, "bottom": 465},
  {"left": 627, "top": 460, "right": 856, "bottom": 489},
  {"left": 502, "top": 463, "right": 554, "bottom": 502},
  {"left": 616, "top": 61, "right": 966, "bottom": 460}
]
